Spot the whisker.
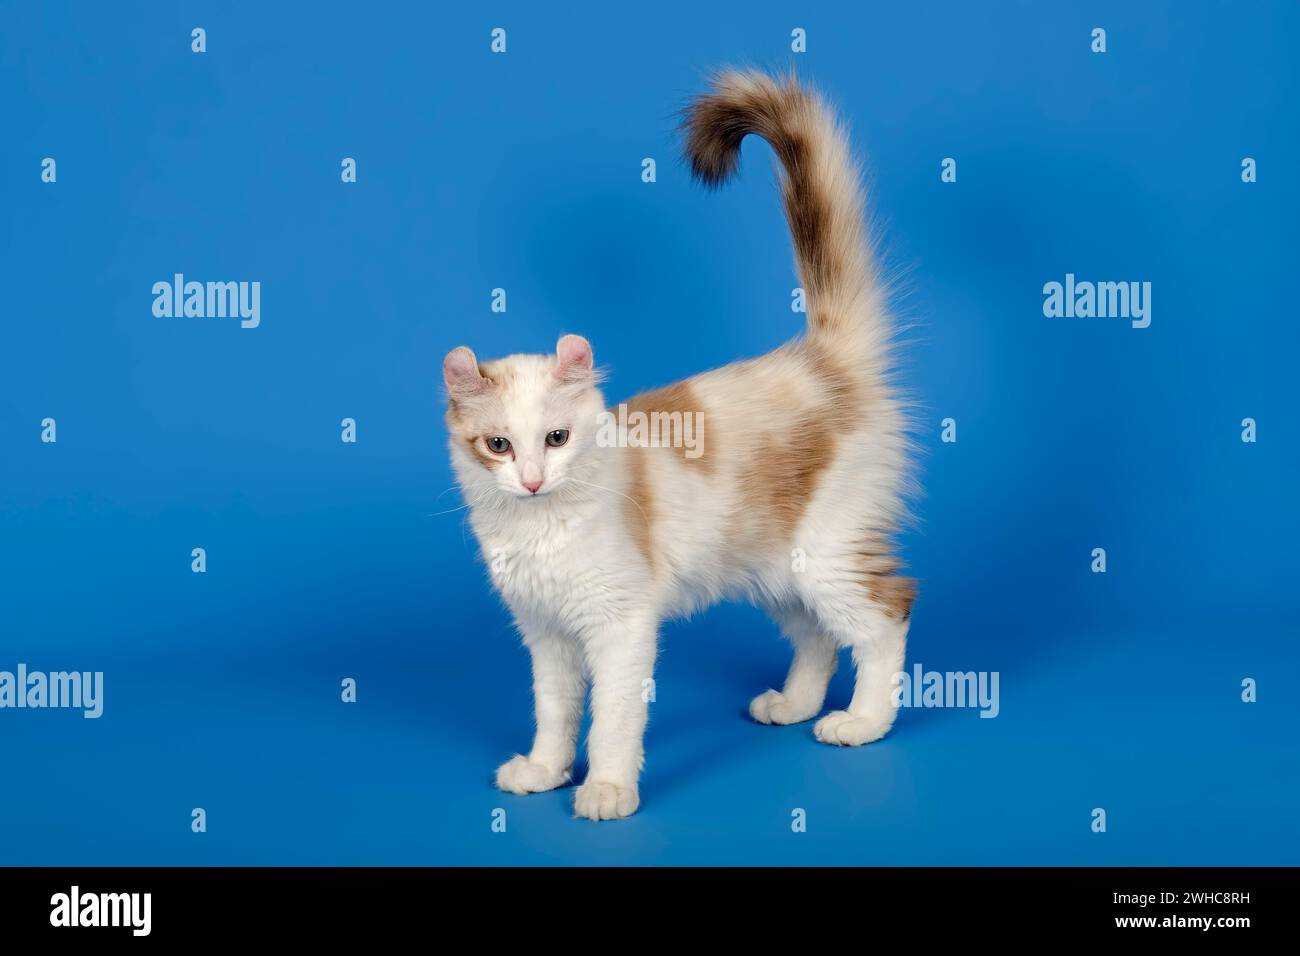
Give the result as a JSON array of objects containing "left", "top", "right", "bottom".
[
  {"left": 433, "top": 485, "right": 463, "bottom": 505},
  {"left": 565, "top": 476, "right": 650, "bottom": 530},
  {"left": 427, "top": 484, "right": 495, "bottom": 519}
]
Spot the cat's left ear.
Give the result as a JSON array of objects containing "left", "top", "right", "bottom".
[{"left": 554, "top": 334, "right": 593, "bottom": 384}]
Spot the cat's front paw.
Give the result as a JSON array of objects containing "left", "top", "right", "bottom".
[
  {"left": 813, "top": 709, "right": 895, "bottom": 746},
  {"left": 573, "top": 779, "right": 639, "bottom": 820},
  {"left": 749, "top": 688, "right": 820, "bottom": 725},
  {"left": 495, "top": 755, "right": 571, "bottom": 795}
]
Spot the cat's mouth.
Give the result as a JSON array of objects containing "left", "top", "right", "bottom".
[{"left": 512, "top": 484, "right": 554, "bottom": 499}]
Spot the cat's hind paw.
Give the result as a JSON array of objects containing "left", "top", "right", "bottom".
[
  {"left": 495, "top": 755, "right": 571, "bottom": 795},
  {"left": 813, "top": 709, "right": 894, "bottom": 746},
  {"left": 573, "top": 779, "right": 639, "bottom": 820},
  {"left": 749, "top": 688, "right": 820, "bottom": 725}
]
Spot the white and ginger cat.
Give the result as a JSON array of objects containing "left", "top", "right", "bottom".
[{"left": 443, "top": 71, "right": 915, "bottom": 820}]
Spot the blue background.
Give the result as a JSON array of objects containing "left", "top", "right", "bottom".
[{"left": 2, "top": 1, "right": 1297, "bottom": 865}]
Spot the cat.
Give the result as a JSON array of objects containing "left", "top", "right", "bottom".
[{"left": 443, "top": 70, "right": 915, "bottom": 820}]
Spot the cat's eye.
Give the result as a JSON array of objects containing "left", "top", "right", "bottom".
[
  {"left": 546, "top": 429, "right": 570, "bottom": 448},
  {"left": 486, "top": 436, "right": 512, "bottom": 455}
]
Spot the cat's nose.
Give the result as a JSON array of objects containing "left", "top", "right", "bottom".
[{"left": 520, "top": 461, "right": 543, "bottom": 494}]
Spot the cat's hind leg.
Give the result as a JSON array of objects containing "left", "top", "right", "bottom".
[
  {"left": 799, "top": 554, "right": 914, "bottom": 746},
  {"left": 749, "top": 603, "right": 838, "bottom": 726},
  {"left": 811, "top": 614, "right": 907, "bottom": 746}
]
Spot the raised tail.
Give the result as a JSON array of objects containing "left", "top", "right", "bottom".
[{"left": 683, "top": 71, "right": 881, "bottom": 357}]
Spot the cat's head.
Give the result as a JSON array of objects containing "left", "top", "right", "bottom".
[{"left": 443, "top": 335, "right": 606, "bottom": 502}]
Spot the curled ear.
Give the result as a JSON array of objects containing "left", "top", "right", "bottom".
[
  {"left": 554, "top": 334, "right": 594, "bottom": 384},
  {"left": 443, "top": 346, "right": 486, "bottom": 398}
]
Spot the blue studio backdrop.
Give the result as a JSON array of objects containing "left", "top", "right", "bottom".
[{"left": 2, "top": 1, "right": 1297, "bottom": 865}]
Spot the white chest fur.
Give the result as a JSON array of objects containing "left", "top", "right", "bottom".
[{"left": 472, "top": 498, "right": 645, "bottom": 637}]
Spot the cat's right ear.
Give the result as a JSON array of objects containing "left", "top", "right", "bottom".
[{"left": 443, "top": 346, "right": 486, "bottom": 399}]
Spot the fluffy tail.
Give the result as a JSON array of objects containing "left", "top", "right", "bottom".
[{"left": 683, "top": 71, "right": 880, "bottom": 356}]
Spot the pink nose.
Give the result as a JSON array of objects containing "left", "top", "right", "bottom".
[{"left": 522, "top": 479, "right": 543, "bottom": 494}]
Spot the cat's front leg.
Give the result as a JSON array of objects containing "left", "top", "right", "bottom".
[
  {"left": 574, "top": 616, "right": 658, "bottom": 820},
  {"left": 495, "top": 630, "right": 586, "bottom": 795}
]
